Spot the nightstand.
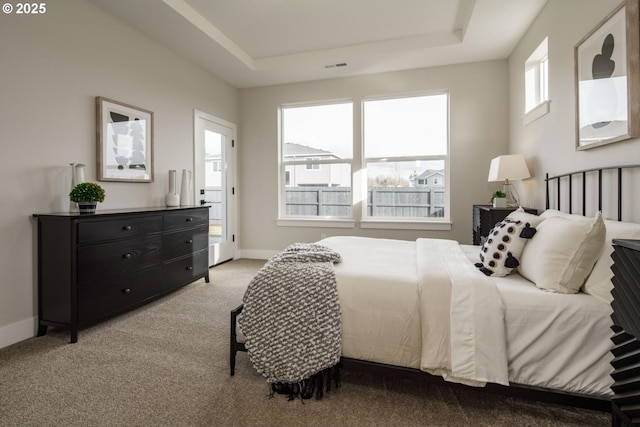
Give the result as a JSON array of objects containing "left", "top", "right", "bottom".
[
  {"left": 610, "top": 239, "right": 640, "bottom": 427},
  {"left": 472, "top": 204, "right": 537, "bottom": 245}
]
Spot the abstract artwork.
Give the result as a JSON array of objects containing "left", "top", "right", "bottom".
[
  {"left": 574, "top": 0, "right": 640, "bottom": 150},
  {"left": 96, "top": 96, "right": 154, "bottom": 182}
]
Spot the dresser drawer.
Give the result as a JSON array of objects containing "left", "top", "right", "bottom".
[
  {"left": 78, "top": 215, "right": 162, "bottom": 244},
  {"left": 163, "top": 209, "right": 209, "bottom": 231},
  {"left": 78, "top": 266, "right": 162, "bottom": 324},
  {"left": 162, "top": 249, "right": 208, "bottom": 291},
  {"left": 77, "top": 235, "right": 161, "bottom": 285},
  {"left": 162, "top": 225, "right": 208, "bottom": 261}
]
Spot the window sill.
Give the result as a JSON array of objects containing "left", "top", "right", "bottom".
[
  {"left": 277, "top": 218, "right": 452, "bottom": 231},
  {"left": 277, "top": 218, "right": 356, "bottom": 228},
  {"left": 360, "top": 220, "right": 452, "bottom": 231},
  {"left": 522, "top": 100, "right": 550, "bottom": 125}
]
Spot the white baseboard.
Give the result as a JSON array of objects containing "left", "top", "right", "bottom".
[
  {"left": 0, "top": 317, "right": 36, "bottom": 350},
  {"left": 236, "top": 249, "right": 277, "bottom": 260}
]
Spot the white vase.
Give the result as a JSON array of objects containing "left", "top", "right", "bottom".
[
  {"left": 180, "top": 169, "right": 192, "bottom": 206},
  {"left": 69, "top": 163, "right": 86, "bottom": 212},
  {"left": 71, "top": 163, "right": 85, "bottom": 186},
  {"left": 165, "top": 170, "right": 180, "bottom": 207}
]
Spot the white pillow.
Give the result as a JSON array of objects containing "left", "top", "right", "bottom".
[
  {"left": 519, "top": 212, "right": 605, "bottom": 294},
  {"left": 477, "top": 218, "right": 537, "bottom": 277},
  {"left": 506, "top": 207, "right": 544, "bottom": 227},
  {"left": 582, "top": 220, "right": 640, "bottom": 303}
]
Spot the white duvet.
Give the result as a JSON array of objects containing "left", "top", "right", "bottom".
[{"left": 320, "top": 236, "right": 614, "bottom": 397}]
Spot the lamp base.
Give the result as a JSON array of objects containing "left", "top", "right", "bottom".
[{"left": 503, "top": 182, "right": 519, "bottom": 207}]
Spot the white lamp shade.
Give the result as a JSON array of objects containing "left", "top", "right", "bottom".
[{"left": 487, "top": 154, "right": 531, "bottom": 182}]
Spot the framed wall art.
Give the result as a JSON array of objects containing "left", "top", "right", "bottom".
[
  {"left": 575, "top": 0, "right": 640, "bottom": 150},
  {"left": 96, "top": 96, "right": 154, "bottom": 182}
]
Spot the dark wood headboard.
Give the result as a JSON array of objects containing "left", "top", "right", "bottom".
[{"left": 545, "top": 164, "right": 640, "bottom": 221}]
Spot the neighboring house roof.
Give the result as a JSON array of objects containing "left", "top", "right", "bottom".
[{"left": 284, "top": 142, "right": 335, "bottom": 158}]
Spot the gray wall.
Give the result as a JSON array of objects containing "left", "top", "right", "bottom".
[
  {"left": 0, "top": 0, "right": 238, "bottom": 347},
  {"left": 238, "top": 60, "right": 510, "bottom": 257},
  {"left": 509, "top": 0, "right": 640, "bottom": 219}
]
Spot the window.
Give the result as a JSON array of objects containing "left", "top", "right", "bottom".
[
  {"left": 524, "top": 37, "right": 550, "bottom": 124},
  {"left": 279, "top": 93, "right": 449, "bottom": 225},
  {"left": 280, "top": 102, "right": 353, "bottom": 217},
  {"left": 305, "top": 158, "right": 320, "bottom": 170},
  {"left": 363, "top": 93, "right": 449, "bottom": 220}
]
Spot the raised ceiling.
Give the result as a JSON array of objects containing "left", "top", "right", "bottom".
[{"left": 89, "top": 0, "right": 547, "bottom": 88}]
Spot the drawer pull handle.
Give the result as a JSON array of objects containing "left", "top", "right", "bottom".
[
  {"left": 123, "top": 225, "right": 132, "bottom": 231},
  {"left": 186, "top": 239, "right": 193, "bottom": 244},
  {"left": 123, "top": 253, "right": 132, "bottom": 259},
  {"left": 186, "top": 266, "right": 193, "bottom": 271},
  {"left": 123, "top": 288, "right": 131, "bottom": 294}
]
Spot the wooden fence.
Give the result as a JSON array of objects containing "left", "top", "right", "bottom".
[
  {"left": 205, "top": 187, "right": 445, "bottom": 218},
  {"left": 285, "top": 186, "right": 445, "bottom": 217}
]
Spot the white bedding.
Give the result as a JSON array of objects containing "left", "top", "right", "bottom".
[
  {"left": 322, "top": 236, "right": 422, "bottom": 369},
  {"left": 416, "top": 239, "right": 508, "bottom": 386},
  {"left": 320, "top": 236, "right": 614, "bottom": 397},
  {"left": 461, "top": 244, "right": 614, "bottom": 397}
]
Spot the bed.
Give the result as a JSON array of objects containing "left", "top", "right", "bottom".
[
  {"left": 320, "top": 233, "right": 614, "bottom": 400},
  {"left": 232, "top": 165, "right": 640, "bottom": 409}
]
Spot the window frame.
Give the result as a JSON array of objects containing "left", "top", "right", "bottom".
[
  {"left": 361, "top": 92, "right": 450, "bottom": 225},
  {"left": 523, "top": 37, "right": 550, "bottom": 125},
  {"left": 277, "top": 93, "right": 451, "bottom": 230},
  {"left": 278, "top": 100, "right": 354, "bottom": 221},
  {"left": 305, "top": 158, "right": 320, "bottom": 170}
]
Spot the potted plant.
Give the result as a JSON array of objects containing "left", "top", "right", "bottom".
[
  {"left": 491, "top": 190, "right": 507, "bottom": 208},
  {"left": 69, "top": 182, "right": 105, "bottom": 214}
]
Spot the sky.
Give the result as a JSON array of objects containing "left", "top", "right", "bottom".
[{"left": 282, "top": 93, "right": 448, "bottom": 181}]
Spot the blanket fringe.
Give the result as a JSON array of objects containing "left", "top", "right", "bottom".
[{"left": 269, "top": 363, "right": 342, "bottom": 402}]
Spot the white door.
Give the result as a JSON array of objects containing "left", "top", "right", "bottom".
[{"left": 194, "top": 110, "right": 236, "bottom": 266}]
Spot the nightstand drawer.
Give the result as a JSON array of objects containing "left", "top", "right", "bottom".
[
  {"left": 78, "top": 266, "right": 162, "bottom": 324},
  {"left": 164, "top": 210, "right": 209, "bottom": 231},
  {"left": 162, "top": 226, "right": 208, "bottom": 261},
  {"left": 77, "top": 236, "right": 161, "bottom": 285},
  {"left": 78, "top": 216, "right": 162, "bottom": 244}
]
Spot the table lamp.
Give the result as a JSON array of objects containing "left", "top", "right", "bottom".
[{"left": 487, "top": 154, "right": 531, "bottom": 207}]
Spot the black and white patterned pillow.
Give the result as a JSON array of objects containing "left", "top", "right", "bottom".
[{"left": 476, "top": 218, "right": 537, "bottom": 277}]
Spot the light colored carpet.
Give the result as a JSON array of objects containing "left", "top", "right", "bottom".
[{"left": 0, "top": 259, "right": 609, "bottom": 427}]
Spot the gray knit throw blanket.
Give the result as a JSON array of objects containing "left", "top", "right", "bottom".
[{"left": 238, "top": 243, "right": 342, "bottom": 400}]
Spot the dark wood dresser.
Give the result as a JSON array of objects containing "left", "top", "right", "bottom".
[
  {"left": 472, "top": 204, "right": 537, "bottom": 245},
  {"left": 611, "top": 239, "right": 640, "bottom": 426},
  {"left": 33, "top": 206, "right": 210, "bottom": 343}
]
